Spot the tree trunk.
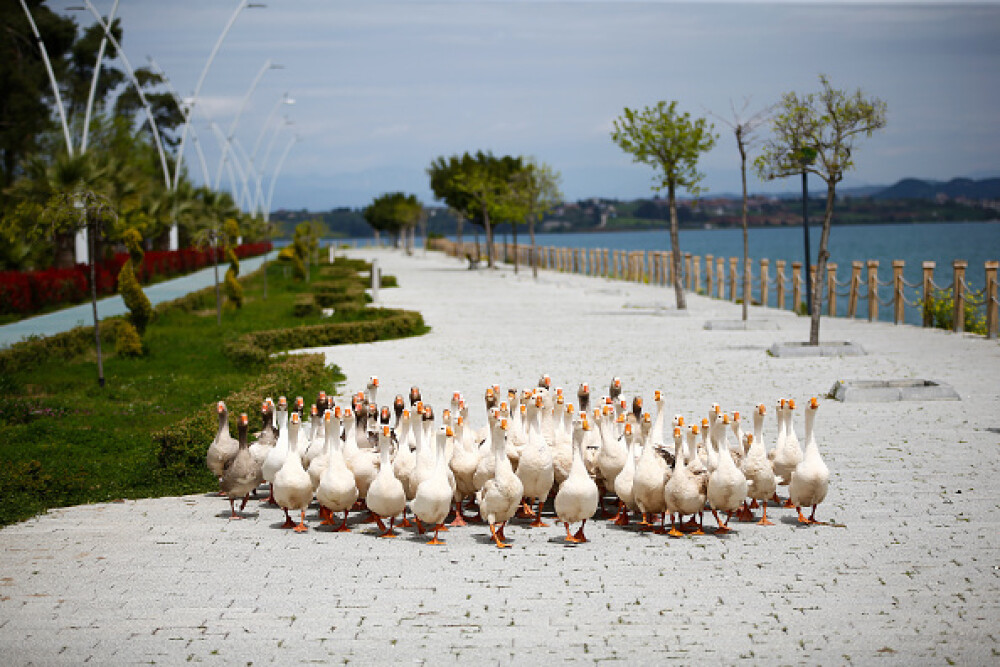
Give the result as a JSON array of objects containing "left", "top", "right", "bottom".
[
  {"left": 809, "top": 181, "right": 837, "bottom": 345},
  {"left": 483, "top": 204, "right": 494, "bottom": 268},
  {"left": 512, "top": 221, "right": 518, "bottom": 274},
  {"left": 668, "top": 184, "right": 686, "bottom": 309},
  {"left": 740, "top": 142, "right": 749, "bottom": 321},
  {"left": 529, "top": 217, "right": 538, "bottom": 279},
  {"left": 88, "top": 217, "right": 104, "bottom": 388}
]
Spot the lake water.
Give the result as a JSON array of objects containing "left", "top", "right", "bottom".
[
  {"left": 463, "top": 221, "right": 1000, "bottom": 325},
  {"left": 333, "top": 221, "right": 999, "bottom": 325}
]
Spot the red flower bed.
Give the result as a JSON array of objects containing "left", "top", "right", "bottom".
[{"left": 0, "top": 242, "right": 271, "bottom": 316}]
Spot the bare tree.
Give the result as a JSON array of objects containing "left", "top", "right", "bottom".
[{"left": 709, "top": 99, "right": 772, "bottom": 321}]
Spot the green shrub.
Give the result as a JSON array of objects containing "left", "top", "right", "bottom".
[
  {"left": 223, "top": 219, "right": 243, "bottom": 308},
  {"left": 222, "top": 308, "right": 426, "bottom": 367},
  {"left": 115, "top": 320, "right": 144, "bottom": 357},
  {"left": 921, "top": 287, "right": 987, "bottom": 335},
  {"left": 380, "top": 274, "right": 398, "bottom": 288},
  {"left": 293, "top": 294, "right": 319, "bottom": 317},
  {"left": 153, "top": 353, "right": 338, "bottom": 477},
  {"left": 117, "top": 228, "right": 153, "bottom": 335},
  {"left": 0, "top": 324, "right": 116, "bottom": 376}
]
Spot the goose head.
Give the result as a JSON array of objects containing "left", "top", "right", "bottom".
[
  {"left": 538, "top": 374, "right": 552, "bottom": 391},
  {"left": 216, "top": 400, "right": 228, "bottom": 426},
  {"left": 409, "top": 385, "right": 422, "bottom": 406},
  {"left": 485, "top": 386, "right": 497, "bottom": 411},
  {"left": 366, "top": 376, "right": 380, "bottom": 404},
  {"left": 609, "top": 376, "right": 622, "bottom": 399},
  {"left": 316, "top": 391, "right": 329, "bottom": 414},
  {"left": 238, "top": 413, "right": 249, "bottom": 447},
  {"left": 640, "top": 411, "right": 652, "bottom": 439},
  {"left": 294, "top": 396, "right": 305, "bottom": 419},
  {"left": 577, "top": 383, "right": 591, "bottom": 413},
  {"left": 393, "top": 395, "right": 405, "bottom": 423},
  {"left": 380, "top": 406, "right": 391, "bottom": 426}
]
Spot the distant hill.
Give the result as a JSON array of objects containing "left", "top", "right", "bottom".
[{"left": 872, "top": 177, "right": 1000, "bottom": 201}]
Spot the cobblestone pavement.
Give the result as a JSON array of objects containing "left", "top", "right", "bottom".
[{"left": 2, "top": 248, "right": 998, "bottom": 664}]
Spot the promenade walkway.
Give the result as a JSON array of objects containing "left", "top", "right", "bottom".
[
  {"left": 1, "top": 247, "right": 997, "bottom": 664},
  {"left": 0, "top": 252, "right": 276, "bottom": 349}
]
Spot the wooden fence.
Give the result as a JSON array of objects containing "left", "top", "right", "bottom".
[{"left": 424, "top": 238, "right": 999, "bottom": 339}]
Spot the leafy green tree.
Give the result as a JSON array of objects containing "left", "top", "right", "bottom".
[
  {"left": 0, "top": 0, "right": 76, "bottom": 194},
  {"left": 611, "top": 101, "right": 717, "bottom": 309},
  {"left": 509, "top": 158, "right": 562, "bottom": 278},
  {"left": 362, "top": 192, "right": 421, "bottom": 249},
  {"left": 755, "top": 75, "right": 887, "bottom": 345}
]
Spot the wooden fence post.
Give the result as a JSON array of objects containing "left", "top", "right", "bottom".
[
  {"left": 867, "top": 260, "right": 879, "bottom": 322},
  {"left": 728, "top": 257, "right": 738, "bottom": 302},
  {"left": 985, "top": 260, "right": 998, "bottom": 339},
  {"left": 892, "top": 260, "right": 905, "bottom": 325},
  {"left": 921, "top": 261, "right": 935, "bottom": 327},
  {"left": 684, "top": 252, "right": 693, "bottom": 291},
  {"left": 774, "top": 260, "right": 785, "bottom": 310},
  {"left": 953, "top": 260, "right": 967, "bottom": 333},
  {"left": 760, "top": 259, "right": 769, "bottom": 308},
  {"left": 693, "top": 255, "right": 701, "bottom": 294},
  {"left": 792, "top": 261, "right": 802, "bottom": 313},
  {"left": 716, "top": 257, "right": 725, "bottom": 299},
  {"left": 826, "top": 263, "right": 837, "bottom": 317},
  {"left": 705, "top": 254, "right": 714, "bottom": 297},
  {"left": 848, "top": 261, "right": 863, "bottom": 318}
]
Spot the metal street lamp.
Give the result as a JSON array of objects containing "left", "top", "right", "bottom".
[
  {"left": 213, "top": 60, "right": 284, "bottom": 191},
  {"left": 18, "top": 0, "right": 75, "bottom": 155}
]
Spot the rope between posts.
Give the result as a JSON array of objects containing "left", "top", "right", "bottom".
[
  {"left": 874, "top": 276, "right": 893, "bottom": 287},
  {"left": 902, "top": 278, "right": 922, "bottom": 289},
  {"left": 835, "top": 288, "right": 853, "bottom": 298},
  {"left": 876, "top": 293, "right": 894, "bottom": 307}
]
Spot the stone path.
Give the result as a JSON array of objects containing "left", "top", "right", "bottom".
[
  {"left": 1, "top": 247, "right": 998, "bottom": 664},
  {"left": 0, "top": 251, "right": 276, "bottom": 349}
]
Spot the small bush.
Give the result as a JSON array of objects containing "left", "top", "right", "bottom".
[
  {"left": 117, "top": 229, "right": 153, "bottom": 335},
  {"left": 293, "top": 294, "right": 319, "bottom": 317},
  {"left": 115, "top": 320, "right": 144, "bottom": 357},
  {"left": 380, "top": 274, "right": 398, "bottom": 288},
  {"left": 921, "top": 287, "right": 987, "bottom": 335}
]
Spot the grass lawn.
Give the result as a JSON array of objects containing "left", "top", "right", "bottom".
[{"left": 0, "top": 258, "right": 415, "bottom": 527}]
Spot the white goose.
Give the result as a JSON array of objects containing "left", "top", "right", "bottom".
[
  {"left": 742, "top": 404, "right": 777, "bottom": 525},
  {"left": 663, "top": 425, "right": 706, "bottom": 536},
  {"left": 611, "top": 422, "right": 639, "bottom": 525},
  {"left": 789, "top": 397, "right": 830, "bottom": 524},
  {"left": 554, "top": 415, "right": 599, "bottom": 543},
  {"left": 597, "top": 404, "right": 627, "bottom": 517},
  {"left": 477, "top": 418, "right": 523, "bottom": 548},
  {"left": 515, "top": 394, "right": 555, "bottom": 527},
  {"left": 366, "top": 425, "right": 406, "bottom": 537},
  {"left": 316, "top": 410, "right": 358, "bottom": 532},
  {"left": 272, "top": 413, "right": 313, "bottom": 532},
  {"left": 449, "top": 415, "right": 479, "bottom": 526},
  {"left": 411, "top": 429, "right": 454, "bottom": 545},
  {"left": 772, "top": 398, "right": 803, "bottom": 506},
  {"left": 261, "top": 397, "right": 289, "bottom": 505},
  {"left": 632, "top": 413, "right": 669, "bottom": 532},
  {"left": 706, "top": 411, "right": 748, "bottom": 533}
]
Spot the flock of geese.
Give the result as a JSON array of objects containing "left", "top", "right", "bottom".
[{"left": 207, "top": 376, "right": 831, "bottom": 548}]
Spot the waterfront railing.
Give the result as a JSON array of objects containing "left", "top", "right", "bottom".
[{"left": 424, "top": 238, "right": 998, "bottom": 340}]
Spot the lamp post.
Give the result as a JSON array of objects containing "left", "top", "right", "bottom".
[
  {"left": 170, "top": 0, "right": 266, "bottom": 249},
  {"left": 264, "top": 134, "right": 298, "bottom": 223},
  {"left": 18, "top": 0, "right": 74, "bottom": 156},
  {"left": 213, "top": 60, "right": 283, "bottom": 191},
  {"left": 255, "top": 116, "right": 294, "bottom": 215}
]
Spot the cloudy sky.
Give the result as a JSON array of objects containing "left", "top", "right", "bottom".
[{"left": 54, "top": 0, "right": 1000, "bottom": 210}]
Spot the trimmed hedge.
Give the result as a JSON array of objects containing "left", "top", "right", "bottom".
[
  {"left": 222, "top": 307, "right": 426, "bottom": 366},
  {"left": 0, "top": 264, "right": 269, "bottom": 376},
  {"left": 293, "top": 294, "right": 319, "bottom": 317},
  {"left": 153, "top": 353, "right": 340, "bottom": 477},
  {"left": 0, "top": 323, "right": 117, "bottom": 376}
]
